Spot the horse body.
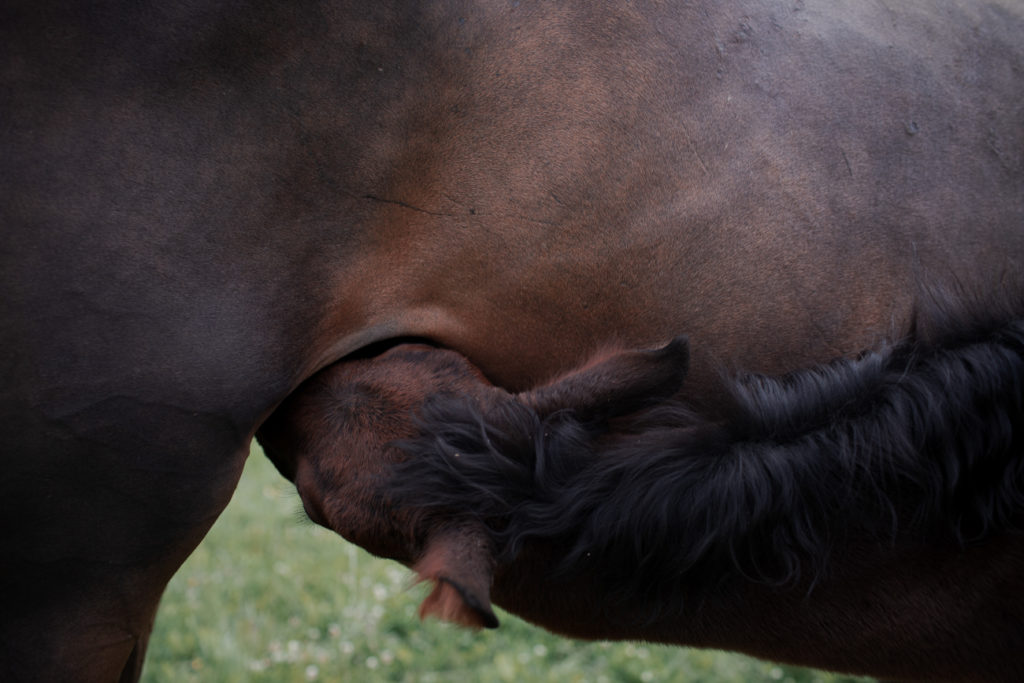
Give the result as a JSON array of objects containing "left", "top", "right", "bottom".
[{"left": 2, "top": 0, "right": 1022, "bottom": 679}]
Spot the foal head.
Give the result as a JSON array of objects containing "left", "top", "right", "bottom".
[{"left": 257, "top": 338, "right": 689, "bottom": 628}]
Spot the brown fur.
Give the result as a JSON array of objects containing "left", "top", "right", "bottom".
[
  {"left": 4, "top": 1, "right": 1023, "bottom": 679},
  {"left": 257, "top": 340, "right": 687, "bottom": 629},
  {"left": 414, "top": 526, "right": 499, "bottom": 629},
  {"left": 260, "top": 327, "right": 1024, "bottom": 682}
]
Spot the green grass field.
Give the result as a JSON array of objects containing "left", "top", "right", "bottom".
[{"left": 143, "top": 447, "right": 876, "bottom": 683}]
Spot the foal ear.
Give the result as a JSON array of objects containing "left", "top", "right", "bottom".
[
  {"left": 520, "top": 336, "right": 689, "bottom": 420},
  {"left": 413, "top": 525, "right": 499, "bottom": 629}
]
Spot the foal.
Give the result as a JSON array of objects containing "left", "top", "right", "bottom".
[
  {"left": 259, "top": 310, "right": 1024, "bottom": 681},
  {"left": 256, "top": 338, "right": 689, "bottom": 628}
]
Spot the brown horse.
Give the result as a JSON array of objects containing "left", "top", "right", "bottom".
[
  {"left": 3, "top": 0, "right": 1022, "bottom": 680},
  {"left": 257, "top": 339, "right": 691, "bottom": 627},
  {"left": 258, "top": 304, "right": 1024, "bottom": 682}
]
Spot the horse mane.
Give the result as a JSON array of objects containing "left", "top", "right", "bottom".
[{"left": 388, "top": 299, "right": 1024, "bottom": 613}]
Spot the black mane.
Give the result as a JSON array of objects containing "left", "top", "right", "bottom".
[{"left": 388, "top": 306, "right": 1024, "bottom": 608}]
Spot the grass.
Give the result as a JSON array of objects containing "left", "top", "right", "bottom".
[{"left": 143, "top": 447, "right": 876, "bottom": 683}]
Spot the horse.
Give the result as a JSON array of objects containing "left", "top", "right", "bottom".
[
  {"left": 257, "top": 302, "right": 1024, "bottom": 682},
  {"left": 2, "top": 0, "right": 1022, "bottom": 680},
  {"left": 256, "top": 339, "right": 691, "bottom": 627}
]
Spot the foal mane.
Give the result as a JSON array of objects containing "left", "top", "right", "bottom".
[{"left": 388, "top": 301, "right": 1024, "bottom": 610}]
